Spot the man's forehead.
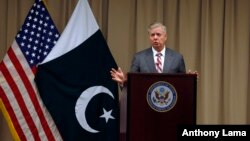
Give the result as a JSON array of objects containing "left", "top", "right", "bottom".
[{"left": 149, "top": 30, "right": 166, "bottom": 35}]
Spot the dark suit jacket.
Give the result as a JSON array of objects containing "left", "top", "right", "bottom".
[{"left": 130, "top": 47, "right": 186, "bottom": 73}]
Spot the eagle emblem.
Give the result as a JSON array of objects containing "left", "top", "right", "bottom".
[
  {"left": 154, "top": 90, "right": 170, "bottom": 105},
  {"left": 147, "top": 81, "right": 177, "bottom": 112}
]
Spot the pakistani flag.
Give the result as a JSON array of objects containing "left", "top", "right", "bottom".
[{"left": 35, "top": 0, "right": 119, "bottom": 141}]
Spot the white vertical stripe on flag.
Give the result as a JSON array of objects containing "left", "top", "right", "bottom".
[{"left": 42, "top": 0, "right": 99, "bottom": 64}]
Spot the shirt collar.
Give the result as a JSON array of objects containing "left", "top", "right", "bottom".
[{"left": 152, "top": 46, "right": 166, "bottom": 57}]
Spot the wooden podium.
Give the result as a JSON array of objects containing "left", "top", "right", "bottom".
[{"left": 126, "top": 73, "right": 197, "bottom": 141}]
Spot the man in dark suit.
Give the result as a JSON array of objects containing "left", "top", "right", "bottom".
[{"left": 110, "top": 22, "right": 186, "bottom": 86}]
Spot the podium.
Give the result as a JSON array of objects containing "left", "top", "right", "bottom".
[{"left": 126, "top": 73, "right": 197, "bottom": 141}]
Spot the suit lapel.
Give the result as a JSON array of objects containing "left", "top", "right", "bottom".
[
  {"left": 145, "top": 48, "right": 157, "bottom": 73},
  {"left": 163, "top": 48, "right": 173, "bottom": 73}
]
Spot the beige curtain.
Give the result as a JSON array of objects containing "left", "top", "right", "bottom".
[{"left": 1, "top": 0, "right": 249, "bottom": 140}]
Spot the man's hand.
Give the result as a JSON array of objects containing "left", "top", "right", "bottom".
[
  {"left": 188, "top": 69, "right": 199, "bottom": 80},
  {"left": 110, "top": 67, "right": 127, "bottom": 86}
]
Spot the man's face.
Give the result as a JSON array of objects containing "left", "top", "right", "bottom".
[{"left": 149, "top": 26, "right": 167, "bottom": 51}]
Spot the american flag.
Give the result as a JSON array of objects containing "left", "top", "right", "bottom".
[{"left": 0, "top": 0, "right": 62, "bottom": 140}]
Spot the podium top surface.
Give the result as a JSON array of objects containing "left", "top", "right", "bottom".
[{"left": 128, "top": 72, "right": 197, "bottom": 78}]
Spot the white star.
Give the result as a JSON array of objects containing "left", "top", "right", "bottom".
[{"left": 100, "top": 108, "right": 115, "bottom": 123}]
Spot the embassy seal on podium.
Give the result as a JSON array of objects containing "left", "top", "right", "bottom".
[{"left": 146, "top": 81, "right": 177, "bottom": 112}]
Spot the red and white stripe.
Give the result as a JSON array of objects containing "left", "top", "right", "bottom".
[
  {"left": 155, "top": 53, "right": 163, "bottom": 73},
  {"left": 0, "top": 41, "right": 62, "bottom": 141}
]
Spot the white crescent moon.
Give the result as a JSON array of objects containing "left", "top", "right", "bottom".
[{"left": 75, "top": 86, "right": 114, "bottom": 133}]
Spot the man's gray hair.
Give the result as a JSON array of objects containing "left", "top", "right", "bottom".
[{"left": 147, "top": 22, "right": 167, "bottom": 33}]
